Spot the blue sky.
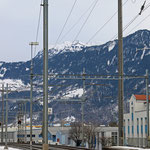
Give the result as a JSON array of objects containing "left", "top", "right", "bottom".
[{"left": 0, "top": 0, "right": 149, "bottom": 62}]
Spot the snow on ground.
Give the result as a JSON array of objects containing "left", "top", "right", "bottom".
[
  {"left": 0, "top": 79, "right": 28, "bottom": 91},
  {"left": 0, "top": 146, "right": 21, "bottom": 150},
  {"left": 64, "top": 116, "right": 75, "bottom": 122},
  {"left": 111, "top": 146, "right": 150, "bottom": 150},
  {"left": 63, "top": 88, "right": 83, "bottom": 98},
  {"left": 141, "top": 49, "right": 146, "bottom": 59},
  {"left": 108, "top": 41, "right": 116, "bottom": 52},
  {"left": 0, "top": 67, "right": 7, "bottom": 77}
]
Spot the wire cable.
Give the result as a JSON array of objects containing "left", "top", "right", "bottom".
[
  {"left": 86, "top": 0, "right": 129, "bottom": 43},
  {"left": 73, "top": 0, "right": 99, "bottom": 42},
  {"left": 126, "top": 13, "right": 150, "bottom": 36},
  {"left": 110, "top": 1, "right": 150, "bottom": 41},
  {"left": 55, "top": 0, "right": 78, "bottom": 45},
  {"left": 34, "top": 0, "right": 43, "bottom": 57},
  {"left": 59, "top": 0, "right": 98, "bottom": 43},
  {"left": 87, "top": 11, "right": 117, "bottom": 44}
]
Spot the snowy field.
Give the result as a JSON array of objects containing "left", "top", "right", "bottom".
[
  {"left": 0, "top": 146, "right": 21, "bottom": 150},
  {"left": 112, "top": 146, "right": 150, "bottom": 150}
]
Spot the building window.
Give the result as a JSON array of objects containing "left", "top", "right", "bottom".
[
  {"left": 145, "top": 117, "right": 147, "bottom": 135},
  {"left": 145, "top": 125, "right": 147, "bottom": 134},
  {"left": 137, "top": 125, "right": 139, "bottom": 134},
  {"left": 132, "top": 113, "right": 134, "bottom": 121},
  {"left": 101, "top": 132, "right": 105, "bottom": 138},
  {"left": 128, "top": 126, "right": 130, "bottom": 134},
  {"left": 141, "top": 118, "right": 143, "bottom": 135},
  {"left": 27, "top": 134, "right": 35, "bottom": 137},
  {"left": 112, "top": 132, "right": 117, "bottom": 146},
  {"left": 68, "top": 137, "right": 71, "bottom": 145},
  {"left": 141, "top": 125, "right": 143, "bottom": 134},
  {"left": 131, "top": 107, "right": 134, "bottom": 121},
  {"left": 145, "top": 117, "right": 147, "bottom": 125},
  {"left": 132, "top": 126, "right": 134, "bottom": 135},
  {"left": 137, "top": 118, "right": 139, "bottom": 135},
  {"left": 17, "top": 134, "right": 24, "bottom": 138}
]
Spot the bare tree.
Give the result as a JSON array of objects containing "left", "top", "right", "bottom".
[
  {"left": 99, "top": 137, "right": 112, "bottom": 147},
  {"left": 84, "top": 124, "right": 97, "bottom": 149},
  {"left": 69, "top": 122, "right": 82, "bottom": 146},
  {"left": 69, "top": 122, "right": 100, "bottom": 148}
]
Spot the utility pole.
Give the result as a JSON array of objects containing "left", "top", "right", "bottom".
[
  {"left": 29, "top": 42, "right": 39, "bottom": 150},
  {"left": 1, "top": 84, "right": 4, "bottom": 143},
  {"left": 4, "top": 84, "right": 8, "bottom": 149},
  {"left": 146, "top": 69, "right": 149, "bottom": 146},
  {"left": 81, "top": 68, "right": 85, "bottom": 147},
  {"left": 24, "top": 102, "right": 27, "bottom": 144},
  {"left": 118, "top": 0, "right": 124, "bottom": 146},
  {"left": 43, "top": 0, "right": 49, "bottom": 149}
]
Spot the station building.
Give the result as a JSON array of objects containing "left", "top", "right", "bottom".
[{"left": 124, "top": 94, "right": 150, "bottom": 147}]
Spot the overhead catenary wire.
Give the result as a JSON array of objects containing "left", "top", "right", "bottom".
[
  {"left": 110, "top": 1, "right": 150, "bottom": 41},
  {"left": 125, "top": 13, "right": 150, "bottom": 36},
  {"left": 139, "top": 0, "right": 146, "bottom": 15},
  {"left": 55, "top": 0, "right": 78, "bottom": 46},
  {"left": 87, "top": 0, "right": 129, "bottom": 43},
  {"left": 73, "top": 0, "right": 99, "bottom": 42},
  {"left": 59, "top": 0, "right": 98, "bottom": 43},
  {"left": 33, "top": 0, "right": 43, "bottom": 57}
]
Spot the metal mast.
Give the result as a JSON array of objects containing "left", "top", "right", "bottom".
[
  {"left": 1, "top": 84, "right": 4, "bottom": 143},
  {"left": 118, "top": 0, "right": 124, "bottom": 145},
  {"left": 4, "top": 84, "right": 8, "bottom": 149},
  {"left": 29, "top": 42, "right": 39, "bottom": 150},
  {"left": 81, "top": 68, "right": 85, "bottom": 147},
  {"left": 30, "top": 43, "right": 33, "bottom": 150},
  {"left": 146, "top": 69, "right": 149, "bottom": 146},
  {"left": 24, "top": 102, "right": 27, "bottom": 144},
  {"left": 43, "top": 0, "right": 49, "bottom": 149}
]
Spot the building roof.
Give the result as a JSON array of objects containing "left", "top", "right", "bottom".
[{"left": 134, "top": 95, "right": 150, "bottom": 101}]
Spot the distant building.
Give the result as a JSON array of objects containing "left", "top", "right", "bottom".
[
  {"left": 124, "top": 94, "right": 150, "bottom": 147},
  {"left": 0, "top": 123, "right": 118, "bottom": 149},
  {"left": 96, "top": 126, "right": 118, "bottom": 149}
]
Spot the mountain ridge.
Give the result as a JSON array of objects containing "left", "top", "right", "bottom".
[{"left": 0, "top": 29, "right": 150, "bottom": 125}]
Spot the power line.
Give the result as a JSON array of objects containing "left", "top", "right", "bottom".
[
  {"left": 55, "top": 0, "right": 78, "bottom": 45},
  {"left": 110, "top": 1, "right": 150, "bottom": 41},
  {"left": 73, "top": 0, "right": 99, "bottom": 42},
  {"left": 34, "top": 0, "right": 43, "bottom": 57},
  {"left": 87, "top": 12, "right": 117, "bottom": 44},
  {"left": 139, "top": 0, "right": 146, "bottom": 15},
  {"left": 126, "top": 13, "right": 150, "bottom": 36},
  {"left": 59, "top": 0, "right": 98, "bottom": 43},
  {"left": 87, "top": 0, "right": 129, "bottom": 43}
]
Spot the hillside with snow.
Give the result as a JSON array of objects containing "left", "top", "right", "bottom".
[{"left": 0, "top": 29, "right": 150, "bottom": 125}]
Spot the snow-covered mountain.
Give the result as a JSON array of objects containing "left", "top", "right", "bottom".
[{"left": 1, "top": 29, "right": 150, "bottom": 125}]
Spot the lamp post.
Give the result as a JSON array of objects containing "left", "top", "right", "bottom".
[{"left": 29, "top": 42, "right": 39, "bottom": 150}]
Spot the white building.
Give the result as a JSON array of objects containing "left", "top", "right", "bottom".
[
  {"left": 0, "top": 125, "right": 118, "bottom": 149},
  {"left": 124, "top": 94, "right": 150, "bottom": 147}
]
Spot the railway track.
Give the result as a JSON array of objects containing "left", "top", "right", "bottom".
[{"left": 5, "top": 143, "right": 90, "bottom": 150}]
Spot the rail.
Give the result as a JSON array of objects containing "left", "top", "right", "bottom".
[{"left": 0, "top": 143, "right": 90, "bottom": 150}]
